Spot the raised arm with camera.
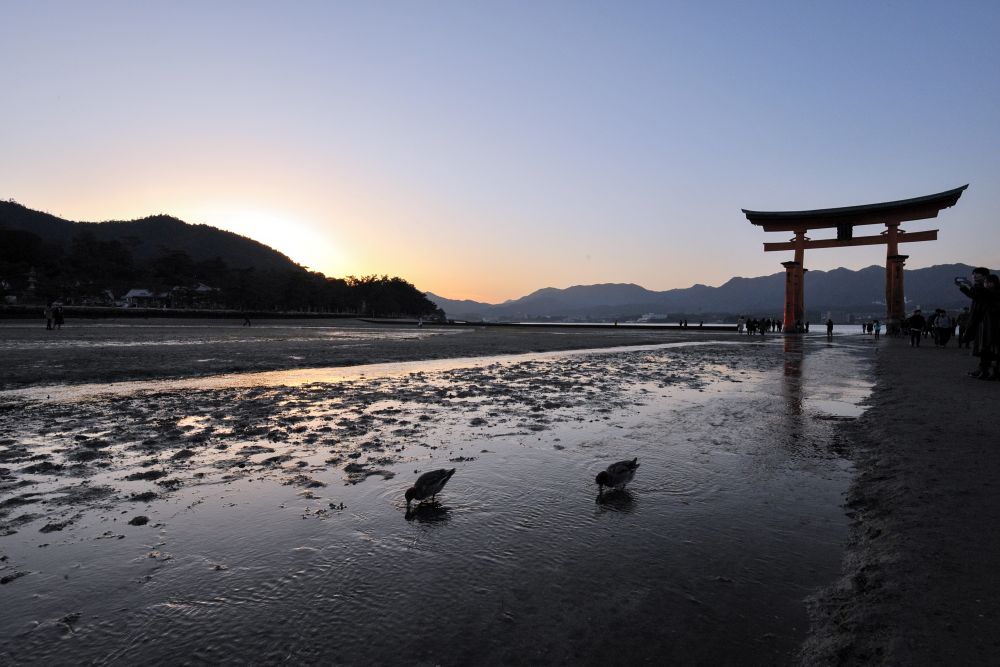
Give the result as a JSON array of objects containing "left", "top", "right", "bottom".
[{"left": 958, "top": 268, "right": 994, "bottom": 378}]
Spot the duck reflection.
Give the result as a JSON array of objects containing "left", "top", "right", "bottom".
[
  {"left": 595, "top": 488, "right": 637, "bottom": 513},
  {"left": 404, "top": 502, "right": 451, "bottom": 523}
]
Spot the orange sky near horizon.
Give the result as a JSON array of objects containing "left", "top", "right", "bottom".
[{"left": 3, "top": 3, "right": 998, "bottom": 304}]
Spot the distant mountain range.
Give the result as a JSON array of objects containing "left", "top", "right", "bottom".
[
  {"left": 428, "top": 264, "right": 978, "bottom": 321},
  {"left": 3, "top": 199, "right": 977, "bottom": 322}
]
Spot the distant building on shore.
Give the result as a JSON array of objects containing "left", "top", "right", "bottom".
[{"left": 122, "top": 288, "right": 165, "bottom": 308}]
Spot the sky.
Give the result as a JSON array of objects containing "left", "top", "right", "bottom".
[{"left": 2, "top": 1, "right": 998, "bottom": 303}]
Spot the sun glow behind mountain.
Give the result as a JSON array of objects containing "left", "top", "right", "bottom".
[{"left": 184, "top": 207, "right": 351, "bottom": 276}]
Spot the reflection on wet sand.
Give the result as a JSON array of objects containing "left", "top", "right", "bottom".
[
  {"left": 781, "top": 334, "right": 808, "bottom": 470},
  {"left": 0, "top": 334, "right": 875, "bottom": 665},
  {"left": 0, "top": 340, "right": 722, "bottom": 402},
  {"left": 783, "top": 335, "right": 805, "bottom": 427}
]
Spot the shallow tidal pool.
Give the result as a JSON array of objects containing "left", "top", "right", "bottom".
[{"left": 0, "top": 335, "right": 874, "bottom": 665}]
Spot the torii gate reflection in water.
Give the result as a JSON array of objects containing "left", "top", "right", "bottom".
[{"left": 742, "top": 185, "right": 968, "bottom": 333}]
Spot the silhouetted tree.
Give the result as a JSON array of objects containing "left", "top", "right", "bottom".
[
  {"left": 150, "top": 250, "right": 195, "bottom": 289},
  {"left": 345, "top": 275, "right": 438, "bottom": 317}
]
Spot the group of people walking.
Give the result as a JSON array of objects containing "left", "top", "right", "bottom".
[
  {"left": 736, "top": 316, "right": 781, "bottom": 335},
  {"left": 42, "top": 303, "right": 65, "bottom": 330},
  {"left": 860, "top": 320, "right": 883, "bottom": 339},
  {"left": 904, "top": 307, "right": 969, "bottom": 349}
]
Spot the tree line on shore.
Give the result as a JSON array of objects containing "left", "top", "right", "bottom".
[{"left": 0, "top": 227, "right": 443, "bottom": 318}]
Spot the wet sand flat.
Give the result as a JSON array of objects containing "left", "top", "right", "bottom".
[
  {"left": 1, "top": 321, "right": 874, "bottom": 664},
  {"left": 0, "top": 318, "right": 732, "bottom": 390},
  {"left": 802, "top": 339, "right": 1000, "bottom": 665}
]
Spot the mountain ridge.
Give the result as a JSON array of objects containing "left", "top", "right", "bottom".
[
  {"left": 428, "top": 263, "right": 977, "bottom": 321},
  {"left": 0, "top": 199, "right": 299, "bottom": 272},
  {"left": 3, "top": 199, "right": 977, "bottom": 322},
  {"left": 1, "top": 199, "right": 439, "bottom": 316}
]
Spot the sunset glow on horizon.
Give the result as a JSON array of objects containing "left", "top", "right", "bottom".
[{"left": 3, "top": 2, "right": 999, "bottom": 303}]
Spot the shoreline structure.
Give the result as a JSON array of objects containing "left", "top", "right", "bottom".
[{"left": 803, "top": 340, "right": 1000, "bottom": 664}]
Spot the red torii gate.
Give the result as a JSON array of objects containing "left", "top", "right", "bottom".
[{"left": 742, "top": 185, "right": 968, "bottom": 333}]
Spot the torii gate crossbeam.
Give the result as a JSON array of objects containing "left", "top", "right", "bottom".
[{"left": 742, "top": 185, "right": 968, "bottom": 333}]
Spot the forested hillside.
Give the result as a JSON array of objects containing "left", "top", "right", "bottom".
[{"left": 0, "top": 200, "right": 440, "bottom": 317}]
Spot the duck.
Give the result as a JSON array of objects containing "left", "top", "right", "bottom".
[
  {"left": 405, "top": 468, "right": 456, "bottom": 509},
  {"left": 595, "top": 458, "right": 639, "bottom": 492}
]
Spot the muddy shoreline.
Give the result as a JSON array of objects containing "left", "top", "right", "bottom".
[
  {"left": 801, "top": 339, "right": 1000, "bottom": 665},
  {"left": 0, "top": 318, "right": 734, "bottom": 390},
  {"left": 1, "top": 321, "right": 878, "bottom": 664},
  {"left": 0, "top": 329, "right": 755, "bottom": 545}
]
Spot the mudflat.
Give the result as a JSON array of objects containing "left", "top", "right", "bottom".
[
  {"left": 0, "top": 318, "right": 731, "bottom": 390},
  {"left": 803, "top": 338, "right": 1000, "bottom": 664},
  {"left": 2, "top": 319, "right": 867, "bottom": 664},
  {"left": 5, "top": 319, "right": 993, "bottom": 664}
]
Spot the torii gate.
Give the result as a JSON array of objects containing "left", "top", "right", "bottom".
[{"left": 742, "top": 185, "right": 968, "bottom": 333}]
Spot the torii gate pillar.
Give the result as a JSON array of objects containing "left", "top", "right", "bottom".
[
  {"left": 780, "top": 261, "right": 810, "bottom": 333},
  {"left": 781, "top": 261, "right": 799, "bottom": 331},
  {"left": 886, "top": 254, "right": 908, "bottom": 332}
]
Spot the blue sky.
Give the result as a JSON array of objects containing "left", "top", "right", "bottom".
[{"left": 2, "top": 1, "right": 998, "bottom": 301}]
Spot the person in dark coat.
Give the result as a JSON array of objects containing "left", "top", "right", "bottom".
[
  {"left": 958, "top": 267, "right": 994, "bottom": 378},
  {"left": 907, "top": 309, "right": 926, "bottom": 347},
  {"left": 956, "top": 307, "right": 972, "bottom": 348},
  {"left": 934, "top": 309, "right": 954, "bottom": 347},
  {"left": 978, "top": 275, "right": 1000, "bottom": 379}
]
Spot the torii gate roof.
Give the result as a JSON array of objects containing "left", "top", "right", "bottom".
[{"left": 742, "top": 185, "right": 968, "bottom": 232}]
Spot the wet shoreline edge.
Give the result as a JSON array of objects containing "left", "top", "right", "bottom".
[{"left": 801, "top": 339, "right": 1000, "bottom": 665}]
